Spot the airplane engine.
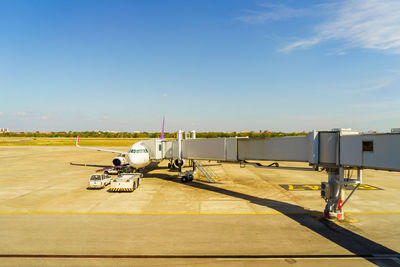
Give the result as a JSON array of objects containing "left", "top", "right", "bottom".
[
  {"left": 112, "top": 156, "right": 127, "bottom": 166},
  {"left": 174, "top": 159, "right": 185, "bottom": 167}
]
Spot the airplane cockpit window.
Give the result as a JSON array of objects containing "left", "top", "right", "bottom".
[{"left": 129, "top": 149, "right": 148, "bottom": 153}]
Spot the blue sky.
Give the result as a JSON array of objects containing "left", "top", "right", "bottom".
[{"left": 0, "top": 0, "right": 399, "bottom": 132}]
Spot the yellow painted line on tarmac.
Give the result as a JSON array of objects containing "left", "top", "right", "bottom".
[
  {"left": 0, "top": 211, "right": 400, "bottom": 215},
  {"left": 280, "top": 184, "right": 383, "bottom": 191},
  {"left": 0, "top": 211, "right": 284, "bottom": 215},
  {"left": 347, "top": 211, "right": 400, "bottom": 215}
]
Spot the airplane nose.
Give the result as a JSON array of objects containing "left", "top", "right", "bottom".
[
  {"left": 128, "top": 154, "right": 135, "bottom": 163},
  {"left": 128, "top": 153, "right": 142, "bottom": 167}
]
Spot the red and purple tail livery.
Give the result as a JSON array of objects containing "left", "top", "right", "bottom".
[{"left": 160, "top": 117, "right": 165, "bottom": 139}]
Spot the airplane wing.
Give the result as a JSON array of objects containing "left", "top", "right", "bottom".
[
  {"left": 75, "top": 137, "right": 127, "bottom": 155},
  {"left": 70, "top": 162, "right": 110, "bottom": 167}
]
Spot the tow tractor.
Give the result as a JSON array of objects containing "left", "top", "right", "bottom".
[{"left": 109, "top": 173, "right": 143, "bottom": 192}]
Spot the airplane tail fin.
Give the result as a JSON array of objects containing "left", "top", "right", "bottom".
[{"left": 160, "top": 117, "right": 165, "bottom": 139}]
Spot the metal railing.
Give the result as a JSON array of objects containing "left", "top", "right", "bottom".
[{"left": 193, "top": 160, "right": 218, "bottom": 183}]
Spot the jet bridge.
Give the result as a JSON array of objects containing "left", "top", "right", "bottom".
[
  {"left": 161, "top": 129, "right": 400, "bottom": 171},
  {"left": 144, "top": 129, "right": 400, "bottom": 220}
]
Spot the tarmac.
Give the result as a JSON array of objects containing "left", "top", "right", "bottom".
[{"left": 0, "top": 146, "right": 400, "bottom": 266}]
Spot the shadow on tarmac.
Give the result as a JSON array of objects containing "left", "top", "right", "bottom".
[
  {"left": 154, "top": 173, "right": 400, "bottom": 266},
  {"left": 243, "top": 161, "right": 315, "bottom": 172},
  {"left": 253, "top": 165, "right": 314, "bottom": 172}
]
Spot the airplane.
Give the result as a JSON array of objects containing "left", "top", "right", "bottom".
[{"left": 75, "top": 117, "right": 166, "bottom": 173}]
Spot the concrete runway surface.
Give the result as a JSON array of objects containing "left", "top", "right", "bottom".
[{"left": 0, "top": 146, "right": 400, "bottom": 266}]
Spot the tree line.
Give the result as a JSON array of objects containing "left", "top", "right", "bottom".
[{"left": 0, "top": 131, "right": 307, "bottom": 138}]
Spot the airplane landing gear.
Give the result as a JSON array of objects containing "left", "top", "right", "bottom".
[{"left": 168, "top": 160, "right": 177, "bottom": 169}]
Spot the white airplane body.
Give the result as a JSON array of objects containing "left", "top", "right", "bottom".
[
  {"left": 127, "top": 142, "right": 151, "bottom": 168},
  {"left": 75, "top": 118, "right": 165, "bottom": 171},
  {"left": 76, "top": 138, "right": 152, "bottom": 169}
]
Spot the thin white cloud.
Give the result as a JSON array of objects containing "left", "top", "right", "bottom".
[
  {"left": 356, "top": 79, "right": 394, "bottom": 93},
  {"left": 237, "top": 3, "right": 308, "bottom": 24},
  {"left": 15, "top": 112, "right": 26, "bottom": 116},
  {"left": 282, "top": 0, "right": 400, "bottom": 54},
  {"left": 279, "top": 38, "right": 321, "bottom": 52},
  {"left": 161, "top": 93, "right": 168, "bottom": 97},
  {"left": 352, "top": 99, "right": 400, "bottom": 110},
  {"left": 0, "top": 112, "right": 3, "bottom": 116},
  {"left": 347, "top": 71, "right": 400, "bottom": 94},
  {"left": 41, "top": 116, "right": 49, "bottom": 120}
]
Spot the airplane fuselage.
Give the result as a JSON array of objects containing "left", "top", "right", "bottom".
[{"left": 127, "top": 142, "right": 151, "bottom": 169}]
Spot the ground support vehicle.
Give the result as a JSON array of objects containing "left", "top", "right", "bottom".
[
  {"left": 179, "top": 170, "right": 195, "bottom": 183},
  {"left": 104, "top": 169, "right": 119, "bottom": 175},
  {"left": 109, "top": 173, "right": 143, "bottom": 192},
  {"left": 88, "top": 173, "right": 112, "bottom": 189}
]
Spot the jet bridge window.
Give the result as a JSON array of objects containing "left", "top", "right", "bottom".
[{"left": 363, "top": 141, "right": 374, "bottom": 152}]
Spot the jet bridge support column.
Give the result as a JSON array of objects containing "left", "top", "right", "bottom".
[
  {"left": 323, "top": 168, "right": 343, "bottom": 220},
  {"left": 322, "top": 167, "right": 362, "bottom": 221}
]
